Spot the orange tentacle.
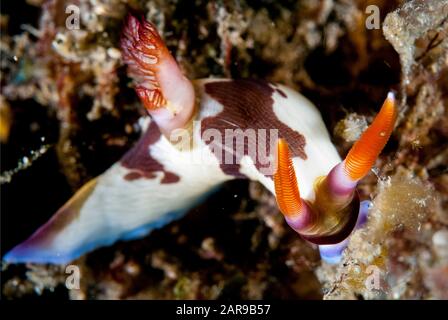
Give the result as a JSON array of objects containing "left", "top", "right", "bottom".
[
  {"left": 274, "top": 139, "right": 302, "bottom": 219},
  {"left": 344, "top": 92, "right": 397, "bottom": 181}
]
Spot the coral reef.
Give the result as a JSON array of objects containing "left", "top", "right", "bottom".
[{"left": 1, "top": 0, "right": 447, "bottom": 299}]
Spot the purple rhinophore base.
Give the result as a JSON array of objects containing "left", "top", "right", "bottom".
[
  {"left": 318, "top": 200, "right": 372, "bottom": 264},
  {"left": 284, "top": 202, "right": 315, "bottom": 233},
  {"left": 327, "top": 162, "right": 357, "bottom": 198}
]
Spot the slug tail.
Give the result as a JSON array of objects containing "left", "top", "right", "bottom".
[{"left": 3, "top": 179, "right": 99, "bottom": 264}]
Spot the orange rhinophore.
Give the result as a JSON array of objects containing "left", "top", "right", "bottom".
[
  {"left": 344, "top": 92, "right": 397, "bottom": 181},
  {"left": 274, "top": 139, "right": 303, "bottom": 219},
  {"left": 272, "top": 92, "right": 397, "bottom": 263}
]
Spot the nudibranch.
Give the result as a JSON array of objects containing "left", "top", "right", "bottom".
[{"left": 3, "top": 15, "right": 396, "bottom": 265}]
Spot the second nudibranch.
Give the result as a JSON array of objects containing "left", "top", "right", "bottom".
[{"left": 3, "top": 15, "right": 397, "bottom": 265}]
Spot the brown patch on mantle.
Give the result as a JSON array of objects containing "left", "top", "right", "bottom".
[
  {"left": 121, "top": 121, "right": 180, "bottom": 184},
  {"left": 202, "top": 79, "right": 306, "bottom": 178}
]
